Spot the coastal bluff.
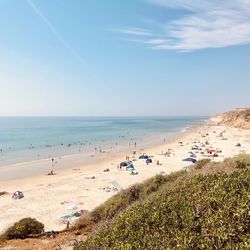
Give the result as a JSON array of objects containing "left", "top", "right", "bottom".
[{"left": 212, "top": 108, "right": 250, "bottom": 129}]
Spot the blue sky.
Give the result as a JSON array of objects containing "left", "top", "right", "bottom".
[{"left": 0, "top": 0, "right": 249, "bottom": 116}]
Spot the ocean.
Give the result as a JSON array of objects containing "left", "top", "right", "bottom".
[{"left": 0, "top": 117, "right": 207, "bottom": 168}]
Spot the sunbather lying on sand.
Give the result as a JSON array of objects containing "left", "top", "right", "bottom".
[{"left": 130, "top": 171, "right": 138, "bottom": 175}]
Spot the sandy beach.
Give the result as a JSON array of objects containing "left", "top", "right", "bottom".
[{"left": 0, "top": 121, "right": 250, "bottom": 234}]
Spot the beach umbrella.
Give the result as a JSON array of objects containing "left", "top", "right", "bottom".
[
  {"left": 182, "top": 157, "right": 197, "bottom": 163},
  {"left": 120, "top": 162, "right": 128, "bottom": 167}
]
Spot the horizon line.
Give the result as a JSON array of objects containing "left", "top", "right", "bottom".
[{"left": 0, "top": 115, "right": 210, "bottom": 118}]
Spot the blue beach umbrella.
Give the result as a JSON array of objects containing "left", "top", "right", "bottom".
[{"left": 182, "top": 157, "right": 197, "bottom": 163}]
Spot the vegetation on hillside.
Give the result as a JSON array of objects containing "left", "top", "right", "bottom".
[
  {"left": 3, "top": 218, "right": 44, "bottom": 240},
  {"left": 74, "top": 155, "right": 250, "bottom": 250},
  {"left": 1, "top": 155, "right": 249, "bottom": 249},
  {"left": 91, "top": 171, "right": 186, "bottom": 223},
  {"left": 194, "top": 154, "right": 250, "bottom": 175}
]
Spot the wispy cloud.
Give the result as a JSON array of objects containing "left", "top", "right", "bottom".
[
  {"left": 113, "top": 27, "right": 155, "bottom": 36},
  {"left": 26, "top": 0, "right": 85, "bottom": 64},
  {"left": 114, "top": 0, "right": 250, "bottom": 51}
]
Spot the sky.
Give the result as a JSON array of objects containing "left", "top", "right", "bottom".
[{"left": 0, "top": 0, "right": 249, "bottom": 116}]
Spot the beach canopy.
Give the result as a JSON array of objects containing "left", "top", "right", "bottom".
[
  {"left": 139, "top": 155, "right": 149, "bottom": 159},
  {"left": 182, "top": 157, "right": 197, "bottom": 163},
  {"left": 12, "top": 191, "right": 24, "bottom": 200},
  {"left": 236, "top": 143, "right": 241, "bottom": 147}
]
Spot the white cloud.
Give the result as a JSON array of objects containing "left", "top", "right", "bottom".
[
  {"left": 115, "top": 0, "right": 250, "bottom": 51},
  {"left": 112, "top": 27, "right": 154, "bottom": 36}
]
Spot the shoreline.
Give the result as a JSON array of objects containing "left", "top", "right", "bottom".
[
  {"left": 0, "top": 124, "right": 198, "bottom": 182},
  {"left": 0, "top": 127, "right": 193, "bottom": 185},
  {"left": 0, "top": 121, "right": 249, "bottom": 233},
  {"left": 0, "top": 117, "right": 207, "bottom": 170}
]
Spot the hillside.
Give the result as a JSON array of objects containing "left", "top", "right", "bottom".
[
  {"left": 74, "top": 155, "right": 250, "bottom": 250},
  {"left": 1, "top": 155, "right": 250, "bottom": 250},
  {"left": 215, "top": 108, "right": 250, "bottom": 129}
]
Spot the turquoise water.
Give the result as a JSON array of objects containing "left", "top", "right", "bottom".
[{"left": 0, "top": 117, "right": 207, "bottom": 167}]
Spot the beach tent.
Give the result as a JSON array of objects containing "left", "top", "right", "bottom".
[
  {"left": 12, "top": 191, "right": 24, "bottom": 200},
  {"left": 126, "top": 164, "right": 135, "bottom": 170},
  {"left": 182, "top": 158, "right": 197, "bottom": 164},
  {"left": 139, "top": 155, "right": 149, "bottom": 159},
  {"left": 236, "top": 143, "right": 241, "bottom": 147}
]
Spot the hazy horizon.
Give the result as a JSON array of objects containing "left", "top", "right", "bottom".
[
  {"left": 0, "top": 0, "right": 249, "bottom": 116},
  {"left": 0, "top": 115, "right": 210, "bottom": 118}
]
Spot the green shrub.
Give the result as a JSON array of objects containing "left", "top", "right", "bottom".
[
  {"left": 224, "top": 154, "right": 250, "bottom": 169},
  {"left": 235, "top": 160, "right": 247, "bottom": 169},
  {"left": 195, "top": 154, "right": 250, "bottom": 175},
  {"left": 75, "top": 169, "right": 250, "bottom": 250},
  {"left": 0, "top": 236, "right": 6, "bottom": 244},
  {"left": 90, "top": 171, "right": 185, "bottom": 223},
  {"left": 91, "top": 184, "right": 143, "bottom": 223},
  {"left": 4, "top": 218, "right": 44, "bottom": 239},
  {"left": 194, "top": 159, "right": 211, "bottom": 169}
]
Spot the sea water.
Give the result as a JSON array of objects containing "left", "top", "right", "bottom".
[{"left": 0, "top": 116, "right": 207, "bottom": 168}]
